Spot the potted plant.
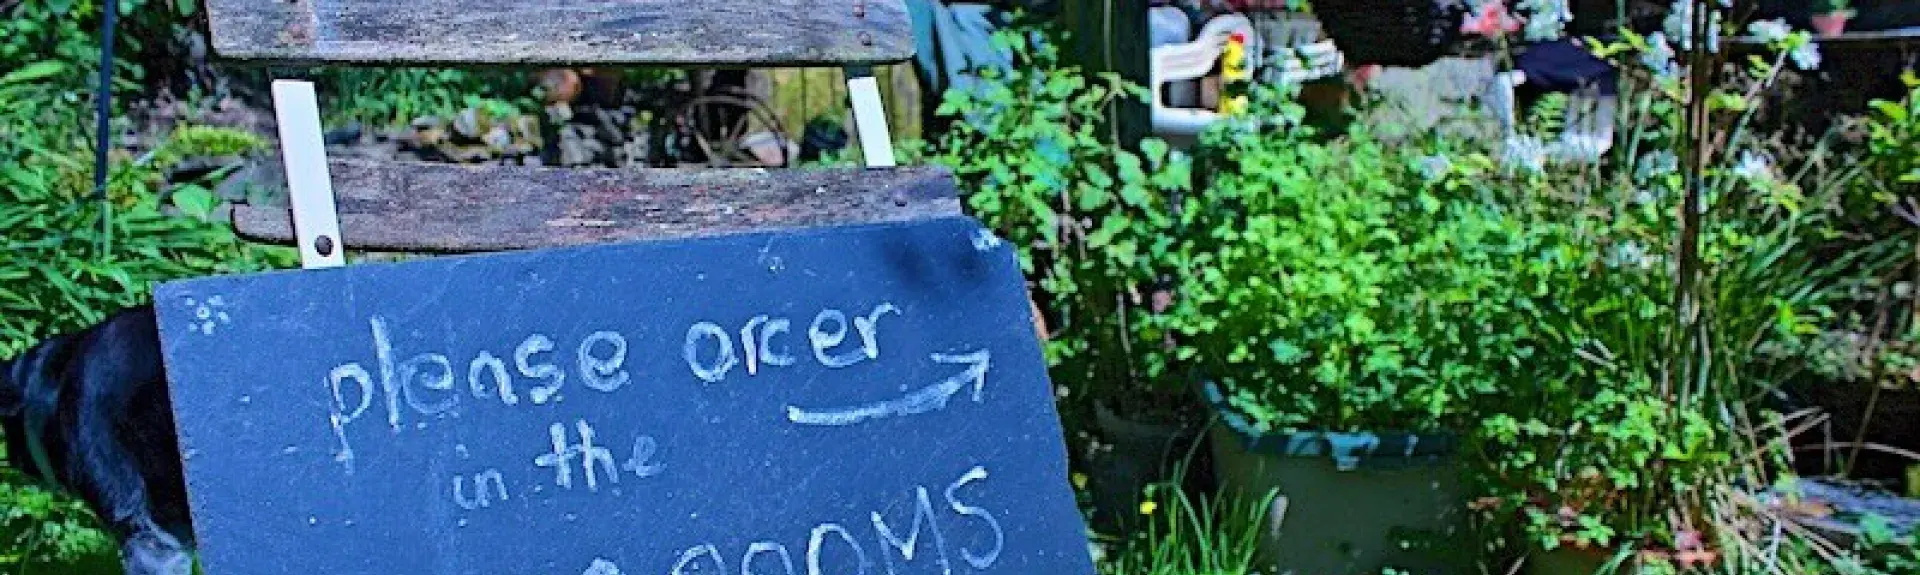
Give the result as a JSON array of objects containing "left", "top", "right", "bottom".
[
  {"left": 1152, "top": 84, "right": 1562, "bottom": 573},
  {"left": 927, "top": 21, "right": 1208, "bottom": 533},
  {"left": 1469, "top": 9, "right": 1912, "bottom": 573}
]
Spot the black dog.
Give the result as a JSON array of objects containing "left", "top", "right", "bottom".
[{"left": 1, "top": 303, "right": 195, "bottom": 575}]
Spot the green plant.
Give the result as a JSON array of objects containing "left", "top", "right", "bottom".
[
  {"left": 306, "top": 67, "right": 537, "bottom": 130},
  {"left": 1155, "top": 83, "right": 1561, "bottom": 436},
  {"left": 0, "top": 4, "right": 297, "bottom": 565},
  {"left": 1849, "top": 513, "right": 1920, "bottom": 574},
  {"left": 928, "top": 19, "right": 1195, "bottom": 420},
  {"left": 1465, "top": 6, "right": 1912, "bottom": 571}
]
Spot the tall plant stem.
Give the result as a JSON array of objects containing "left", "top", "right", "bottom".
[{"left": 1672, "top": 0, "right": 1715, "bottom": 403}]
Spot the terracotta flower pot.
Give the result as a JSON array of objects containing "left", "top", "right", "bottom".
[{"left": 1812, "top": 11, "right": 1853, "bottom": 38}]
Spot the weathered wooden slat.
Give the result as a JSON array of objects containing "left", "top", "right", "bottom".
[
  {"left": 231, "top": 159, "right": 960, "bottom": 252},
  {"left": 204, "top": 0, "right": 913, "bottom": 66}
]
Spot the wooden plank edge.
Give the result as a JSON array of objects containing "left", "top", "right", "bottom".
[
  {"left": 231, "top": 165, "right": 965, "bottom": 253},
  {"left": 204, "top": 47, "right": 919, "bottom": 69}
]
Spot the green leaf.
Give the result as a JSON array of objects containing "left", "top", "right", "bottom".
[
  {"left": 1075, "top": 186, "right": 1112, "bottom": 211},
  {"left": 1, "top": 61, "right": 66, "bottom": 85},
  {"left": 1269, "top": 339, "right": 1307, "bottom": 364},
  {"left": 172, "top": 186, "right": 218, "bottom": 219},
  {"left": 1873, "top": 100, "right": 1909, "bottom": 122},
  {"left": 1086, "top": 216, "right": 1127, "bottom": 248},
  {"left": 1115, "top": 151, "right": 1146, "bottom": 184},
  {"left": 1139, "top": 139, "right": 1169, "bottom": 164}
]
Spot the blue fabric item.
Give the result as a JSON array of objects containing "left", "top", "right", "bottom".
[
  {"left": 905, "top": 1, "right": 1017, "bottom": 101},
  {"left": 1515, "top": 38, "right": 1619, "bottom": 97}
]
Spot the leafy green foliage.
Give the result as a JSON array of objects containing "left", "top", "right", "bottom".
[
  {"left": 927, "top": 22, "right": 1193, "bottom": 414},
  {"left": 1159, "top": 86, "right": 1564, "bottom": 435},
  {"left": 308, "top": 67, "right": 536, "bottom": 130},
  {"left": 0, "top": 0, "right": 296, "bottom": 567},
  {"left": 1466, "top": 15, "right": 1908, "bottom": 568}
]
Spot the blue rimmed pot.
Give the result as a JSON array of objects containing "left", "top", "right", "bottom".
[{"left": 1201, "top": 380, "right": 1473, "bottom": 575}]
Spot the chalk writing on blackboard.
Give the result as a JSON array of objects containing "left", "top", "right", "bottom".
[
  {"left": 668, "top": 465, "right": 1004, "bottom": 575},
  {"left": 316, "top": 300, "right": 1000, "bottom": 523},
  {"left": 450, "top": 468, "right": 509, "bottom": 510},
  {"left": 784, "top": 350, "right": 993, "bottom": 426},
  {"left": 684, "top": 302, "right": 901, "bottom": 384}
]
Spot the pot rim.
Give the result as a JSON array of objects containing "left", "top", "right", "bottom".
[{"left": 1198, "top": 378, "right": 1462, "bottom": 470}]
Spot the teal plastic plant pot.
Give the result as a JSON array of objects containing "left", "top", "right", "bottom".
[{"left": 1201, "top": 380, "right": 1473, "bottom": 575}]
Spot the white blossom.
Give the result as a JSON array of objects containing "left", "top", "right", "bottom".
[
  {"left": 1748, "top": 19, "right": 1791, "bottom": 44},
  {"left": 1664, "top": 0, "right": 1723, "bottom": 52},
  {"left": 1415, "top": 154, "right": 1454, "bottom": 182},
  {"left": 1502, "top": 135, "right": 1548, "bottom": 174},
  {"left": 1609, "top": 241, "right": 1654, "bottom": 270},
  {"left": 1734, "top": 150, "right": 1773, "bottom": 182},
  {"left": 1635, "top": 150, "right": 1679, "bottom": 182},
  {"left": 1642, "top": 32, "right": 1681, "bottom": 80},
  {"left": 1790, "top": 40, "right": 1822, "bottom": 70},
  {"left": 1519, "top": 0, "right": 1574, "bottom": 41}
]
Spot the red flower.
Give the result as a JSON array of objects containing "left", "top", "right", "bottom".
[{"left": 1460, "top": 1, "right": 1524, "bottom": 39}]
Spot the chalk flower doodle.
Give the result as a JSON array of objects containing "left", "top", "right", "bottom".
[{"left": 181, "top": 295, "right": 232, "bottom": 335}]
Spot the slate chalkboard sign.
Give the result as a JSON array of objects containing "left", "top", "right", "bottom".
[{"left": 151, "top": 216, "right": 1092, "bottom": 575}]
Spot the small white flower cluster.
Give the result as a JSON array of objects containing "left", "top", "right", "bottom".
[
  {"left": 1749, "top": 18, "right": 1792, "bottom": 43},
  {"left": 1518, "top": 0, "right": 1573, "bottom": 42},
  {"left": 1636, "top": 150, "right": 1680, "bottom": 182},
  {"left": 1664, "top": 0, "right": 1727, "bottom": 52},
  {"left": 1608, "top": 240, "right": 1658, "bottom": 270},
  {"left": 1415, "top": 154, "right": 1454, "bottom": 182},
  {"left": 1734, "top": 150, "right": 1774, "bottom": 182},
  {"left": 1749, "top": 18, "right": 1823, "bottom": 70},
  {"left": 1501, "top": 135, "right": 1548, "bottom": 174},
  {"left": 1642, "top": 32, "right": 1681, "bottom": 80},
  {"left": 1790, "top": 40, "right": 1822, "bottom": 70}
]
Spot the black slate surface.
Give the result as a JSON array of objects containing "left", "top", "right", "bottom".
[{"left": 151, "top": 215, "right": 1090, "bottom": 575}]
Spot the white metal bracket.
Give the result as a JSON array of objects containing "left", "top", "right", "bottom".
[
  {"left": 844, "top": 66, "right": 896, "bottom": 168},
  {"left": 270, "top": 80, "right": 347, "bottom": 270}
]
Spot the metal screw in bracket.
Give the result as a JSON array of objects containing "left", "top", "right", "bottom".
[{"left": 315, "top": 235, "right": 336, "bottom": 257}]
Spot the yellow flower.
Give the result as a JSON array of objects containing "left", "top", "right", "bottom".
[
  {"left": 1139, "top": 501, "right": 1158, "bottom": 515},
  {"left": 1071, "top": 473, "right": 1088, "bottom": 489}
]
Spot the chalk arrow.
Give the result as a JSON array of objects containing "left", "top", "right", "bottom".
[
  {"left": 785, "top": 350, "right": 992, "bottom": 426},
  {"left": 582, "top": 558, "right": 623, "bottom": 575}
]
